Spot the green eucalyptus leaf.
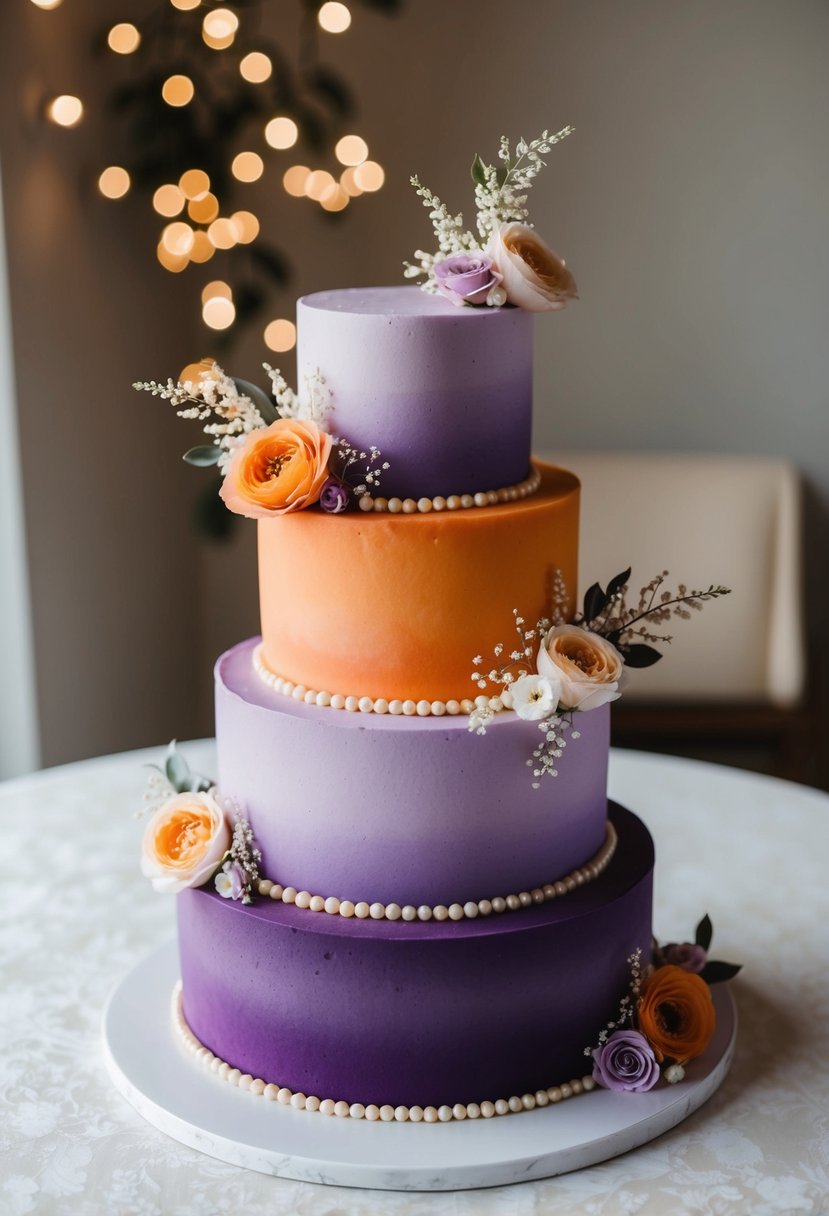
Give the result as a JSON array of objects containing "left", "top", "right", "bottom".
[
  {"left": 233, "top": 377, "right": 278, "bottom": 424},
  {"left": 165, "top": 740, "right": 192, "bottom": 793},
  {"left": 471, "top": 153, "right": 487, "bottom": 188},
  {"left": 183, "top": 445, "right": 221, "bottom": 467}
]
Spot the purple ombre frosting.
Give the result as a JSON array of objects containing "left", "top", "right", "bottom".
[
  {"left": 296, "top": 287, "right": 533, "bottom": 500},
  {"left": 177, "top": 804, "right": 654, "bottom": 1108},
  {"left": 215, "top": 639, "right": 610, "bottom": 907}
]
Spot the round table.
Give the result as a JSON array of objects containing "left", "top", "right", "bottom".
[{"left": 1, "top": 744, "right": 827, "bottom": 1215}]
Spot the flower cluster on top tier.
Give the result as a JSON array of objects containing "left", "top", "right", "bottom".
[
  {"left": 587, "top": 916, "right": 741, "bottom": 1094},
  {"left": 140, "top": 742, "right": 261, "bottom": 903},
  {"left": 470, "top": 568, "right": 731, "bottom": 786},
  {"left": 404, "top": 127, "right": 578, "bottom": 311},
  {"left": 133, "top": 361, "right": 389, "bottom": 519}
]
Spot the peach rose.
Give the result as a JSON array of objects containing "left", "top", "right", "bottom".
[
  {"left": 487, "top": 222, "right": 577, "bottom": 312},
  {"left": 141, "top": 791, "right": 230, "bottom": 894},
  {"left": 537, "top": 624, "right": 624, "bottom": 712},
  {"left": 219, "top": 418, "right": 333, "bottom": 519},
  {"left": 637, "top": 964, "right": 717, "bottom": 1064}
]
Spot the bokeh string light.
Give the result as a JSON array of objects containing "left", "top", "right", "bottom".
[{"left": 41, "top": 0, "right": 398, "bottom": 345}]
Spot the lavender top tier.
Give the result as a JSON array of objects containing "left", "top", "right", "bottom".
[{"left": 296, "top": 286, "right": 533, "bottom": 501}]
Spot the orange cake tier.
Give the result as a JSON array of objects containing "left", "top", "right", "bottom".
[{"left": 258, "top": 461, "right": 580, "bottom": 704}]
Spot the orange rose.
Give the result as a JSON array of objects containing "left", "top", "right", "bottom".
[
  {"left": 219, "top": 418, "right": 333, "bottom": 519},
  {"left": 141, "top": 791, "right": 230, "bottom": 894},
  {"left": 637, "top": 964, "right": 716, "bottom": 1064}
]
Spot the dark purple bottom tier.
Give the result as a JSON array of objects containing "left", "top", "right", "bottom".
[{"left": 177, "top": 803, "right": 653, "bottom": 1110}]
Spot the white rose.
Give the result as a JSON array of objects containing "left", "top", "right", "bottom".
[
  {"left": 487, "top": 222, "right": 578, "bottom": 312},
  {"left": 537, "top": 624, "right": 625, "bottom": 712},
  {"left": 509, "top": 672, "right": 561, "bottom": 721},
  {"left": 141, "top": 791, "right": 230, "bottom": 894}
]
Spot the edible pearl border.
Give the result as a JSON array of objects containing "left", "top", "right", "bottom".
[
  {"left": 254, "top": 821, "right": 617, "bottom": 923},
  {"left": 253, "top": 643, "right": 507, "bottom": 718},
  {"left": 172, "top": 983, "right": 595, "bottom": 1122},
  {"left": 358, "top": 465, "right": 542, "bottom": 515}
]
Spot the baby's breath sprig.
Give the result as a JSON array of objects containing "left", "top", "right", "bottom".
[
  {"left": 333, "top": 440, "right": 390, "bottom": 497},
  {"left": 224, "top": 805, "right": 262, "bottom": 905},
  {"left": 583, "top": 948, "right": 644, "bottom": 1058},
  {"left": 527, "top": 711, "right": 579, "bottom": 789}
]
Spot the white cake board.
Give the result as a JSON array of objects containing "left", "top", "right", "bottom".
[{"left": 102, "top": 941, "right": 736, "bottom": 1191}]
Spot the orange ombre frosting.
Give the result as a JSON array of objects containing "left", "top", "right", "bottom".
[{"left": 257, "top": 462, "right": 580, "bottom": 704}]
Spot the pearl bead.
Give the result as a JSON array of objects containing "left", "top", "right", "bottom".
[
  {"left": 494, "top": 1098, "right": 509, "bottom": 1116},
  {"left": 433, "top": 904, "right": 449, "bottom": 921},
  {"left": 506, "top": 894, "right": 521, "bottom": 911},
  {"left": 416, "top": 699, "right": 431, "bottom": 716},
  {"left": 334, "top": 1100, "right": 350, "bottom": 1118},
  {"left": 294, "top": 890, "right": 312, "bottom": 909},
  {"left": 292, "top": 685, "right": 306, "bottom": 701},
  {"left": 282, "top": 886, "right": 297, "bottom": 905},
  {"left": 258, "top": 879, "right": 273, "bottom": 895},
  {"left": 432, "top": 496, "right": 446, "bottom": 511},
  {"left": 339, "top": 900, "right": 355, "bottom": 918},
  {"left": 554, "top": 881, "right": 568, "bottom": 896},
  {"left": 518, "top": 891, "right": 533, "bottom": 908},
  {"left": 358, "top": 696, "right": 374, "bottom": 713},
  {"left": 374, "top": 698, "right": 389, "bottom": 715},
  {"left": 401, "top": 905, "right": 417, "bottom": 922},
  {"left": 423, "top": 1106, "right": 438, "bottom": 1123},
  {"left": 379, "top": 1105, "right": 395, "bottom": 1122},
  {"left": 477, "top": 899, "right": 492, "bottom": 916},
  {"left": 417, "top": 905, "right": 432, "bottom": 921},
  {"left": 582, "top": 1075, "right": 596, "bottom": 1091},
  {"left": 331, "top": 694, "right": 345, "bottom": 710},
  {"left": 402, "top": 700, "right": 417, "bottom": 716},
  {"left": 531, "top": 888, "right": 545, "bottom": 905},
  {"left": 463, "top": 901, "right": 479, "bottom": 919},
  {"left": 409, "top": 1105, "right": 424, "bottom": 1122},
  {"left": 373, "top": 497, "right": 388, "bottom": 513},
  {"left": 320, "top": 1098, "right": 336, "bottom": 1116},
  {"left": 452, "top": 1103, "right": 467, "bottom": 1120},
  {"left": 304, "top": 689, "right": 316, "bottom": 705},
  {"left": 460, "top": 494, "right": 474, "bottom": 508},
  {"left": 535, "top": 1089, "right": 549, "bottom": 1107},
  {"left": 217, "top": 1062, "right": 230, "bottom": 1079},
  {"left": 447, "top": 495, "right": 461, "bottom": 510},
  {"left": 448, "top": 903, "right": 464, "bottom": 921},
  {"left": 277, "top": 1087, "right": 292, "bottom": 1105},
  {"left": 431, "top": 700, "right": 446, "bottom": 716},
  {"left": 324, "top": 896, "right": 340, "bottom": 915},
  {"left": 543, "top": 884, "right": 556, "bottom": 899},
  {"left": 571, "top": 1079, "right": 583, "bottom": 1095},
  {"left": 238, "top": 1074, "right": 253, "bottom": 1091},
  {"left": 560, "top": 1083, "right": 573, "bottom": 1099},
  {"left": 474, "top": 492, "right": 488, "bottom": 507},
  {"left": 466, "top": 1102, "right": 481, "bottom": 1119},
  {"left": 369, "top": 902, "right": 385, "bottom": 920},
  {"left": 521, "top": 1093, "right": 536, "bottom": 1110},
  {"left": 446, "top": 700, "right": 461, "bottom": 715},
  {"left": 365, "top": 1105, "right": 380, "bottom": 1121},
  {"left": 309, "top": 895, "right": 325, "bottom": 913},
  {"left": 394, "top": 1105, "right": 409, "bottom": 1122},
  {"left": 389, "top": 700, "right": 403, "bottom": 715},
  {"left": 548, "top": 1086, "right": 562, "bottom": 1102},
  {"left": 388, "top": 497, "right": 403, "bottom": 514},
  {"left": 263, "top": 1084, "right": 279, "bottom": 1101},
  {"left": 474, "top": 695, "right": 489, "bottom": 709},
  {"left": 437, "top": 1105, "right": 453, "bottom": 1122},
  {"left": 316, "top": 691, "right": 331, "bottom": 707},
  {"left": 460, "top": 699, "right": 475, "bottom": 713},
  {"left": 508, "top": 1095, "right": 523, "bottom": 1113},
  {"left": 290, "top": 1092, "right": 306, "bottom": 1110},
  {"left": 306, "top": 1095, "right": 321, "bottom": 1112},
  {"left": 385, "top": 903, "right": 402, "bottom": 920},
  {"left": 402, "top": 498, "right": 417, "bottom": 514},
  {"left": 349, "top": 1103, "right": 366, "bottom": 1119},
  {"left": 269, "top": 883, "right": 283, "bottom": 900},
  {"left": 417, "top": 497, "right": 433, "bottom": 513},
  {"left": 282, "top": 681, "right": 294, "bottom": 695},
  {"left": 565, "top": 876, "right": 577, "bottom": 891},
  {"left": 354, "top": 902, "right": 370, "bottom": 919},
  {"left": 486, "top": 491, "right": 498, "bottom": 505},
  {"left": 480, "top": 1101, "right": 495, "bottom": 1119},
  {"left": 345, "top": 696, "right": 359, "bottom": 712},
  {"left": 358, "top": 495, "right": 372, "bottom": 512}
]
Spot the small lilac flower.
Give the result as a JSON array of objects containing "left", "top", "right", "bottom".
[
  {"left": 592, "top": 1029, "right": 660, "bottom": 1093},
  {"left": 319, "top": 477, "right": 351, "bottom": 514},
  {"left": 215, "top": 860, "right": 247, "bottom": 901},
  {"left": 663, "top": 943, "right": 708, "bottom": 974},
  {"left": 433, "top": 252, "right": 503, "bottom": 308}
]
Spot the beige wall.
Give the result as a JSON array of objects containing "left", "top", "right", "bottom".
[{"left": 1, "top": 1, "right": 827, "bottom": 767}]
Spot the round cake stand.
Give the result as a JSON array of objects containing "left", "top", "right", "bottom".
[{"left": 102, "top": 941, "right": 736, "bottom": 1192}]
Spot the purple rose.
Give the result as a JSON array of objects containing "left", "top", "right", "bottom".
[
  {"left": 319, "top": 477, "right": 351, "bottom": 514},
  {"left": 663, "top": 942, "right": 708, "bottom": 973},
  {"left": 592, "top": 1029, "right": 660, "bottom": 1093},
  {"left": 433, "top": 253, "right": 503, "bottom": 308},
  {"left": 215, "top": 860, "right": 247, "bottom": 901}
]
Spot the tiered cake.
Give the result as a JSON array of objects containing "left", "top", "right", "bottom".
[{"left": 175, "top": 286, "right": 655, "bottom": 1112}]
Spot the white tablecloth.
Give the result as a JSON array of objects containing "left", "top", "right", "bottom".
[{"left": 1, "top": 743, "right": 827, "bottom": 1215}]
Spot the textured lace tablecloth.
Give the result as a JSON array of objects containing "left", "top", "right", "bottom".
[{"left": 1, "top": 743, "right": 828, "bottom": 1216}]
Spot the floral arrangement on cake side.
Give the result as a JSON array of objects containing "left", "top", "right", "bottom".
[
  {"left": 134, "top": 360, "right": 387, "bottom": 519},
  {"left": 470, "top": 568, "right": 731, "bottom": 785},
  {"left": 405, "top": 126, "right": 578, "bottom": 311},
  {"left": 588, "top": 916, "right": 741, "bottom": 1093},
  {"left": 140, "top": 741, "right": 261, "bottom": 903}
]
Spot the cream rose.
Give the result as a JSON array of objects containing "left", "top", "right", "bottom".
[
  {"left": 141, "top": 791, "right": 230, "bottom": 894},
  {"left": 487, "top": 222, "right": 577, "bottom": 312},
  {"left": 536, "top": 624, "right": 624, "bottom": 712}
]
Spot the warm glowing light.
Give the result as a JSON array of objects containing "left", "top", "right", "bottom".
[
  {"left": 107, "top": 23, "right": 141, "bottom": 54},
  {"left": 189, "top": 231, "right": 215, "bottom": 263},
  {"left": 179, "top": 360, "right": 215, "bottom": 384},
  {"left": 187, "top": 192, "right": 219, "bottom": 224},
  {"left": 264, "top": 319, "right": 297, "bottom": 352},
  {"left": 30, "top": 0, "right": 64, "bottom": 9},
  {"left": 229, "top": 210, "right": 260, "bottom": 243},
  {"left": 318, "top": 2, "right": 351, "bottom": 34},
  {"left": 231, "top": 151, "right": 264, "bottom": 182},
  {"left": 353, "top": 160, "right": 384, "bottom": 192},
  {"left": 203, "top": 296, "right": 236, "bottom": 330},
  {"left": 161, "top": 221, "right": 195, "bottom": 256},
  {"left": 179, "top": 169, "right": 211, "bottom": 200},
  {"left": 162, "top": 75, "right": 194, "bottom": 106},
  {"left": 320, "top": 184, "right": 349, "bottom": 212},
  {"left": 282, "top": 165, "right": 310, "bottom": 197},
  {"left": 202, "top": 8, "right": 238, "bottom": 48},
  {"left": 240, "top": 52, "right": 272, "bottom": 83},
  {"left": 339, "top": 166, "right": 363, "bottom": 197},
  {"left": 157, "top": 241, "right": 189, "bottom": 273},
  {"left": 98, "top": 166, "right": 131, "bottom": 199},
  {"left": 304, "top": 169, "right": 335, "bottom": 201},
  {"left": 170, "top": 0, "right": 200, "bottom": 9},
  {"left": 153, "top": 184, "right": 185, "bottom": 217},
  {"left": 201, "top": 280, "right": 233, "bottom": 304},
  {"left": 334, "top": 134, "right": 368, "bottom": 167},
  {"left": 264, "top": 116, "right": 298, "bottom": 150},
  {"left": 47, "top": 95, "right": 83, "bottom": 127},
  {"left": 207, "top": 218, "right": 237, "bottom": 249}
]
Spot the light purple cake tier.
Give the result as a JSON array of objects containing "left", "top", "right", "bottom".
[
  {"left": 178, "top": 803, "right": 653, "bottom": 1109},
  {"left": 296, "top": 287, "right": 533, "bottom": 500},
  {"left": 216, "top": 639, "right": 610, "bottom": 908}
]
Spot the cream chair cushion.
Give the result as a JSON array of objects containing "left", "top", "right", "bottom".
[{"left": 540, "top": 451, "right": 804, "bottom": 707}]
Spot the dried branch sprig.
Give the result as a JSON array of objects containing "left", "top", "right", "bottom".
[{"left": 333, "top": 439, "right": 390, "bottom": 497}]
